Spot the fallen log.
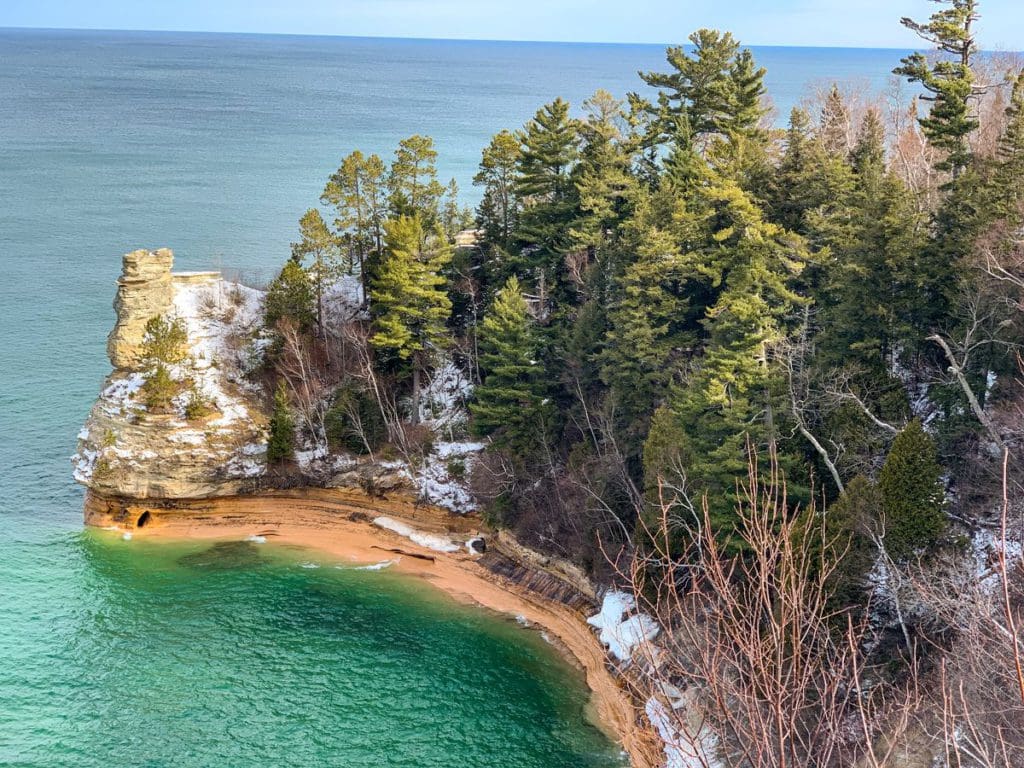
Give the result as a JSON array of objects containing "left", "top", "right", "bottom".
[{"left": 371, "top": 545, "right": 435, "bottom": 562}]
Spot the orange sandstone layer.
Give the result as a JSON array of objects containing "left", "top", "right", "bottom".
[{"left": 84, "top": 489, "right": 661, "bottom": 768}]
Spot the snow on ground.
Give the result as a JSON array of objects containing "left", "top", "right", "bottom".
[
  {"left": 971, "top": 526, "right": 1023, "bottom": 591},
  {"left": 324, "top": 273, "right": 365, "bottom": 323},
  {"left": 587, "top": 590, "right": 661, "bottom": 662},
  {"left": 372, "top": 516, "right": 462, "bottom": 553},
  {"left": 419, "top": 360, "right": 473, "bottom": 435},
  {"left": 410, "top": 440, "right": 483, "bottom": 514},
  {"left": 645, "top": 695, "right": 722, "bottom": 768},
  {"left": 172, "top": 278, "right": 265, "bottom": 428},
  {"left": 98, "top": 372, "right": 146, "bottom": 416},
  {"left": 72, "top": 447, "right": 99, "bottom": 484}
]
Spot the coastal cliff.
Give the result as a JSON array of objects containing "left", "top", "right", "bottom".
[
  {"left": 75, "top": 249, "right": 268, "bottom": 498},
  {"left": 74, "top": 249, "right": 665, "bottom": 768}
]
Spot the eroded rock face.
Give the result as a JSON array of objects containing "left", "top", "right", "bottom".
[
  {"left": 107, "top": 248, "right": 175, "bottom": 370},
  {"left": 75, "top": 251, "right": 270, "bottom": 499}
]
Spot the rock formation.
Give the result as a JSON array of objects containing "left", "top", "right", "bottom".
[
  {"left": 106, "top": 248, "right": 175, "bottom": 370},
  {"left": 75, "top": 249, "right": 270, "bottom": 499}
]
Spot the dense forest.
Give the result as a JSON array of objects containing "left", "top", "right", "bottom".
[{"left": 254, "top": 0, "right": 1024, "bottom": 763}]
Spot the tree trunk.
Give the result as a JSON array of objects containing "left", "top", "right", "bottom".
[{"left": 411, "top": 363, "right": 421, "bottom": 425}]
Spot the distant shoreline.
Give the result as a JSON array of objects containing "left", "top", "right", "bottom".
[{"left": 0, "top": 26, "right": 924, "bottom": 53}]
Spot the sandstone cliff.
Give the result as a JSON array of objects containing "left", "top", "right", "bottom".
[
  {"left": 74, "top": 249, "right": 481, "bottom": 508},
  {"left": 74, "top": 249, "right": 270, "bottom": 498}
]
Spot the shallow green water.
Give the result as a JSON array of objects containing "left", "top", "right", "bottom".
[{"left": 0, "top": 531, "right": 624, "bottom": 767}]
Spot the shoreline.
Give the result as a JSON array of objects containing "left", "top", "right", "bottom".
[{"left": 84, "top": 490, "right": 660, "bottom": 768}]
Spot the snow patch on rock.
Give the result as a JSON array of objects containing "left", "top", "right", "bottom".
[
  {"left": 587, "top": 590, "right": 660, "bottom": 662},
  {"left": 646, "top": 694, "right": 722, "bottom": 768}
]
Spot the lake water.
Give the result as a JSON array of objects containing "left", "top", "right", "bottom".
[{"left": 0, "top": 28, "right": 910, "bottom": 766}]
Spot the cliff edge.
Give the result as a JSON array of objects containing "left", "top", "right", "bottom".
[{"left": 74, "top": 249, "right": 269, "bottom": 498}]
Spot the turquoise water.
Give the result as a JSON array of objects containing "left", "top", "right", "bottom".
[
  {"left": 0, "top": 533, "right": 623, "bottom": 766},
  {"left": 0, "top": 29, "right": 909, "bottom": 766}
]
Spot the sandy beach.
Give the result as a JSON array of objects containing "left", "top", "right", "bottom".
[{"left": 85, "top": 490, "right": 660, "bottom": 768}]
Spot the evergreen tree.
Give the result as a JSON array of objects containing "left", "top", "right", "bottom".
[
  {"left": 640, "top": 30, "right": 766, "bottom": 144},
  {"left": 644, "top": 176, "right": 809, "bottom": 540},
  {"left": 471, "top": 276, "right": 552, "bottom": 453},
  {"left": 850, "top": 107, "right": 886, "bottom": 175},
  {"left": 389, "top": 135, "right": 445, "bottom": 223},
  {"left": 601, "top": 227, "right": 690, "bottom": 444},
  {"left": 877, "top": 419, "right": 948, "bottom": 560},
  {"left": 571, "top": 90, "right": 640, "bottom": 261},
  {"left": 370, "top": 215, "right": 453, "bottom": 423},
  {"left": 321, "top": 150, "right": 387, "bottom": 293},
  {"left": 290, "top": 208, "right": 340, "bottom": 334},
  {"left": 474, "top": 129, "right": 521, "bottom": 248},
  {"left": 993, "top": 70, "right": 1024, "bottom": 218},
  {"left": 440, "top": 178, "right": 471, "bottom": 242},
  {"left": 768, "top": 107, "right": 855, "bottom": 241},
  {"left": 894, "top": 0, "right": 980, "bottom": 177},
  {"left": 819, "top": 84, "right": 851, "bottom": 156},
  {"left": 265, "top": 259, "right": 315, "bottom": 332},
  {"left": 267, "top": 381, "right": 295, "bottom": 464},
  {"left": 514, "top": 98, "right": 580, "bottom": 297}
]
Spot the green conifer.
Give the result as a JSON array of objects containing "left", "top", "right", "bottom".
[
  {"left": 264, "top": 259, "right": 315, "bottom": 332},
  {"left": 471, "top": 276, "right": 552, "bottom": 453},
  {"left": 894, "top": 0, "right": 980, "bottom": 176},
  {"left": 878, "top": 419, "right": 948, "bottom": 560},
  {"left": 290, "top": 208, "right": 340, "bottom": 334},
  {"left": 370, "top": 215, "right": 452, "bottom": 423},
  {"left": 267, "top": 381, "right": 295, "bottom": 464}
]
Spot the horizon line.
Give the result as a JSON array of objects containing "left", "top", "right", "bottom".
[{"left": 0, "top": 25, "right": 927, "bottom": 53}]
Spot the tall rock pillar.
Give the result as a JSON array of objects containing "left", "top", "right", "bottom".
[{"left": 106, "top": 248, "right": 175, "bottom": 370}]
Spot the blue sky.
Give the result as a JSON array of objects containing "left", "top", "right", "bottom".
[{"left": 2, "top": 0, "right": 1022, "bottom": 50}]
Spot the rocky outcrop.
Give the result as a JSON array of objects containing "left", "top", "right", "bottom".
[
  {"left": 106, "top": 248, "right": 175, "bottom": 370},
  {"left": 75, "top": 249, "right": 270, "bottom": 499}
]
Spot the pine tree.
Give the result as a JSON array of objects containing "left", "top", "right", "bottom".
[
  {"left": 474, "top": 129, "right": 521, "bottom": 248},
  {"left": 370, "top": 215, "right": 452, "bottom": 423},
  {"left": 290, "top": 208, "right": 340, "bottom": 334},
  {"left": 267, "top": 381, "right": 295, "bottom": 464},
  {"left": 601, "top": 227, "right": 691, "bottom": 443},
  {"left": 471, "top": 276, "right": 552, "bottom": 453},
  {"left": 265, "top": 259, "right": 315, "bottom": 332},
  {"left": 725, "top": 47, "right": 768, "bottom": 141},
  {"left": 993, "top": 70, "right": 1024, "bottom": 218},
  {"left": 819, "top": 84, "right": 851, "bottom": 156},
  {"left": 850, "top": 107, "right": 886, "bottom": 175},
  {"left": 640, "top": 30, "right": 766, "bottom": 143},
  {"left": 571, "top": 90, "right": 640, "bottom": 261},
  {"left": 877, "top": 419, "right": 948, "bottom": 560},
  {"left": 321, "top": 150, "right": 387, "bottom": 294},
  {"left": 643, "top": 176, "right": 809, "bottom": 540},
  {"left": 768, "top": 107, "right": 855, "bottom": 240},
  {"left": 894, "top": 0, "right": 980, "bottom": 177},
  {"left": 389, "top": 135, "right": 445, "bottom": 223},
  {"left": 514, "top": 98, "right": 580, "bottom": 297}
]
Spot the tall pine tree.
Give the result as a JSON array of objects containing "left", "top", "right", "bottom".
[
  {"left": 370, "top": 215, "right": 452, "bottom": 423},
  {"left": 471, "top": 276, "right": 552, "bottom": 453}
]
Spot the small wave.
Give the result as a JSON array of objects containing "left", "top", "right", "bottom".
[
  {"left": 245, "top": 535, "right": 266, "bottom": 544},
  {"left": 298, "top": 561, "right": 320, "bottom": 569},
  {"left": 353, "top": 558, "right": 400, "bottom": 571},
  {"left": 121, "top": 532, "right": 132, "bottom": 541}
]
